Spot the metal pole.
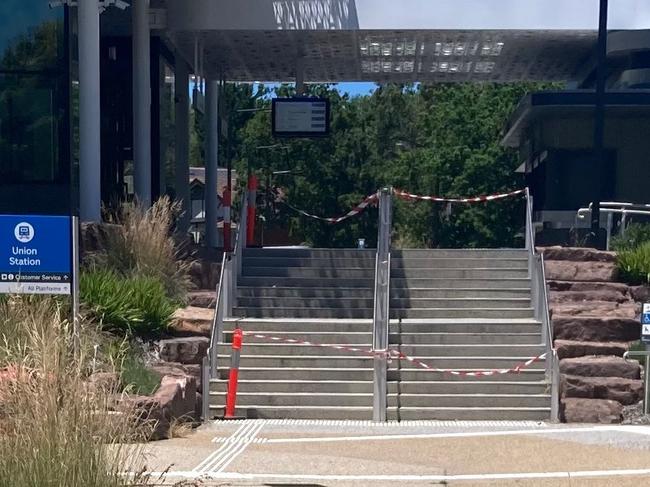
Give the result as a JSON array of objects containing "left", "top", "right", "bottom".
[
  {"left": 174, "top": 57, "right": 191, "bottom": 232},
  {"left": 71, "top": 216, "right": 80, "bottom": 357},
  {"left": 205, "top": 80, "right": 220, "bottom": 247},
  {"left": 589, "top": 0, "right": 609, "bottom": 247},
  {"left": 645, "top": 355, "right": 650, "bottom": 416},
  {"left": 133, "top": 0, "right": 152, "bottom": 208},
  {"left": 202, "top": 356, "right": 210, "bottom": 421},
  {"left": 78, "top": 0, "right": 101, "bottom": 222},
  {"left": 373, "top": 188, "right": 392, "bottom": 422}
]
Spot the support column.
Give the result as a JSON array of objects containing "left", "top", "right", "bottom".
[
  {"left": 174, "top": 58, "right": 191, "bottom": 233},
  {"left": 133, "top": 0, "right": 152, "bottom": 207},
  {"left": 78, "top": 0, "right": 101, "bottom": 222},
  {"left": 205, "top": 80, "right": 220, "bottom": 248}
]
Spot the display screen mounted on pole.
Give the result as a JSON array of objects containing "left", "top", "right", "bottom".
[
  {"left": 0, "top": 215, "right": 72, "bottom": 295},
  {"left": 272, "top": 97, "right": 330, "bottom": 138}
]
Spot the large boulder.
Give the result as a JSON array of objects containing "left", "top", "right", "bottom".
[
  {"left": 157, "top": 337, "right": 209, "bottom": 365},
  {"left": 128, "top": 374, "right": 198, "bottom": 441},
  {"left": 630, "top": 286, "right": 650, "bottom": 304},
  {"left": 544, "top": 260, "right": 618, "bottom": 282},
  {"left": 561, "top": 398, "right": 623, "bottom": 423},
  {"left": 550, "top": 302, "right": 638, "bottom": 319},
  {"left": 561, "top": 375, "right": 643, "bottom": 405},
  {"left": 554, "top": 340, "right": 629, "bottom": 359},
  {"left": 539, "top": 247, "right": 617, "bottom": 262},
  {"left": 548, "top": 281, "right": 630, "bottom": 294},
  {"left": 79, "top": 222, "right": 121, "bottom": 255},
  {"left": 560, "top": 356, "right": 641, "bottom": 379},
  {"left": 553, "top": 316, "right": 641, "bottom": 342},
  {"left": 549, "top": 290, "right": 630, "bottom": 304},
  {"left": 169, "top": 307, "right": 214, "bottom": 337},
  {"left": 188, "top": 290, "right": 217, "bottom": 309}
]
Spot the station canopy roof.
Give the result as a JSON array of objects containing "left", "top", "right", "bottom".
[{"left": 145, "top": 0, "right": 650, "bottom": 83}]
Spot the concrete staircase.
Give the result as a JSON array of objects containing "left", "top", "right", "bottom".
[
  {"left": 388, "top": 249, "right": 549, "bottom": 420},
  {"left": 209, "top": 247, "right": 551, "bottom": 420}
]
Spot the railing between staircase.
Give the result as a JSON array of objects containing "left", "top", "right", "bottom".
[
  {"left": 372, "top": 187, "right": 393, "bottom": 421},
  {"left": 525, "top": 188, "right": 560, "bottom": 422},
  {"left": 202, "top": 190, "right": 248, "bottom": 420}
]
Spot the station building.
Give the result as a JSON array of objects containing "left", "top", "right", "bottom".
[{"left": 1, "top": 0, "right": 650, "bottom": 246}]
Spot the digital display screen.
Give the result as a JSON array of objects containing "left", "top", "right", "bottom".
[{"left": 272, "top": 98, "right": 330, "bottom": 137}]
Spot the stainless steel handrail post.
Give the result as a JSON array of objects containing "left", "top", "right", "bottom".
[
  {"left": 373, "top": 188, "right": 392, "bottom": 422},
  {"left": 624, "top": 351, "right": 650, "bottom": 416}
]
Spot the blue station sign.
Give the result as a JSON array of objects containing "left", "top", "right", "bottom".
[{"left": 0, "top": 215, "right": 72, "bottom": 295}]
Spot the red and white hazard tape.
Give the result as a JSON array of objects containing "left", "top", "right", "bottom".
[
  {"left": 283, "top": 192, "right": 379, "bottom": 224},
  {"left": 394, "top": 188, "right": 526, "bottom": 204},
  {"left": 241, "top": 331, "right": 546, "bottom": 377}
]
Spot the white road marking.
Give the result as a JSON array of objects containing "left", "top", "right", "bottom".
[
  {"left": 264, "top": 425, "right": 624, "bottom": 444},
  {"left": 191, "top": 421, "right": 255, "bottom": 473},
  {"left": 139, "top": 468, "right": 650, "bottom": 482},
  {"left": 206, "top": 422, "right": 265, "bottom": 474}
]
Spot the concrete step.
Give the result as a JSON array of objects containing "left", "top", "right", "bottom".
[
  {"left": 390, "top": 268, "right": 529, "bottom": 279},
  {"left": 243, "top": 248, "right": 376, "bottom": 259},
  {"left": 233, "top": 307, "right": 374, "bottom": 319},
  {"left": 389, "top": 308, "right": 535, "bottom": 319},
  {"left": 393, "top": 249, "right": 528, "bottom": 259},
  {"left": 216, "top": 367, "right": 373, "bottom": 381},
  {"left": 388, "top": 368, "right": 545, "bottom": 382},
  {"left": 392, "top": 332, "right": 542, "bottom": 345},
  {"left": 388, "top": 394, "right": 551, "bottom": 408},
  {"left": 392, "top": 258, "right": 528, "bottom": 269},
  {"left": 208, "top": 405, "right": 373, "bottom": 420},
  {"left": 391, "top": 278, "right": 530, "bottom": 289},
  {"left": 218, "top": 354, "right": 545, "bottom": 369},
  {"left": 210, "top": 391, "right": 372, "bottom": 407},
  {"left": 209, "top": 379, "right": 548, "bottom": 395},
  {"left": 387, "top": 407, "right": 550, "bottom": 421},
  {"left": 390, "top": 298, "right": 531, "bottom": 309},
  {"left": 389, "top": 344, "right": 545, "bottom": 357},
  {"left": 216, "top": 343, "right": 373, "bottom": 356},
  {"left": 386, "top": 356, "right": 546, "bottom": 370},
  {"left": 238, "top": 276, "right": 374, "bottom": 288},
  {"left": 237, "top": 287, "right": 530, "bottom": 299},
  {"left": 243, "top": 257, "right": 375, "bottom": 268},
  {"left": 238, "top": 287, "right": 376, "bottom": 299},
  {"left": 210, "top": 379, "right": 374, "bottom": 394},
  {"left": 243, "top": 267, "right": 376, "bottom": 278},
  {"left": 223, "top": 318, "right": 372, "bottom": 333},
  {"left": 388, "top": 320, "right": 541, "bottom": 334},
  {"left": 224, "top": 330, "right": 373, "bottom": 344},
  {"left": 236, "top": 297, "right": 375, "bottom": 308}
]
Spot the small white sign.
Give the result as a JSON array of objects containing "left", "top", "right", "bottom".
[
  {"left": 643, "top": 324, "right": 650, "bottom": 335},
  {"left": 644, "top": 303, "right": 650, "bottom": 314}
]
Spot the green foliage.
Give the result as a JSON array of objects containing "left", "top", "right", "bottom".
[
  {"left": 107, "top": 338, "right": 161, "bottom": 395},
  {"left": 235, "top": 82, "right": 552, "bottom": 248},
  {"left": 611, "top": 223, "right": 650, "bottom": 252},
  {"left": 617, "top": 241, "right": 650, "bottom": 285},
  {"left": 80, "top": 268, "right": 175, "bottom": 336}
]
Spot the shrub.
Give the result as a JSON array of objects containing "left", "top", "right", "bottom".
[
  {"left": 617, "top": 241, "right": 650, "bottom": 285},
  {"left": 94, "top": 196, "right": 193, "bottom": 303},
  {"left": 0, "top": 296, "right": 148, "bottom": 486},
  {"left": 81, "top": 268, "right": 176, "bottom": 336},
  {"left": 107, "top": 337, "right": 161, "bottom": 395},
  {"left": 611, "top": 223, "right": 650, "bottom": 252}
]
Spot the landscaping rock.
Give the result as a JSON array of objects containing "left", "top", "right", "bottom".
[
  {"left": 544, "top": 260, "right": 617, "bottom": 282},
  {"left": 550, "top": 302, "right": 638, "bottom": 319},
  {"left": 554, "top": 340, "right": 629, "bottom": 359},
  {"left": 561, "top": 397, "right": 623, "bottom": 423},
  {"left": 561, "top": 375, "right": 643, "bottom": 405},
  {"left": 549, "top": 290, "right": 630, "bottom": 304},
  {"left": 188, "top": 290, "right": 217, "bottom": 308},
  {"left": 129, "top": 374, "right": 197, "bottom": 441},
  {"left": 157, "top": 337, "right": 209, "bottom": 365},
  {"left": 559, "top": 356, "right": 641, "bottom": 379},
  {"left": 169, "top": 307, "right": 214, "bottom": 337},
  {"left": 548, "top": 281, "right": 630, "bottom": 294},
  {"left": 553, "top": 316, "right": 641, "bottom": 342},
  {"left": 622, "top": 401, "right": 650, "bottom": 425},
  {"left": 539, "top": 247, "right": 617, "bottom": 262},
  {"left": 80, "top": 222, "right": 121, "bottom": 255},
  {"left": 630, "top": 286, "right": 650, "bottom": 304}
]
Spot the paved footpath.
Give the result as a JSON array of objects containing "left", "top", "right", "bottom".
[{"left": 133, "top": 420, "right": 650, "bottom": 486}]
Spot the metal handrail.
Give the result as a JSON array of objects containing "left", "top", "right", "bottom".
[
  {"left": 577, "top": 204, "right": 650, "bottom": 250},
  {"left": 525, "top": 187, "right": 559, "bottom": 422}
]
